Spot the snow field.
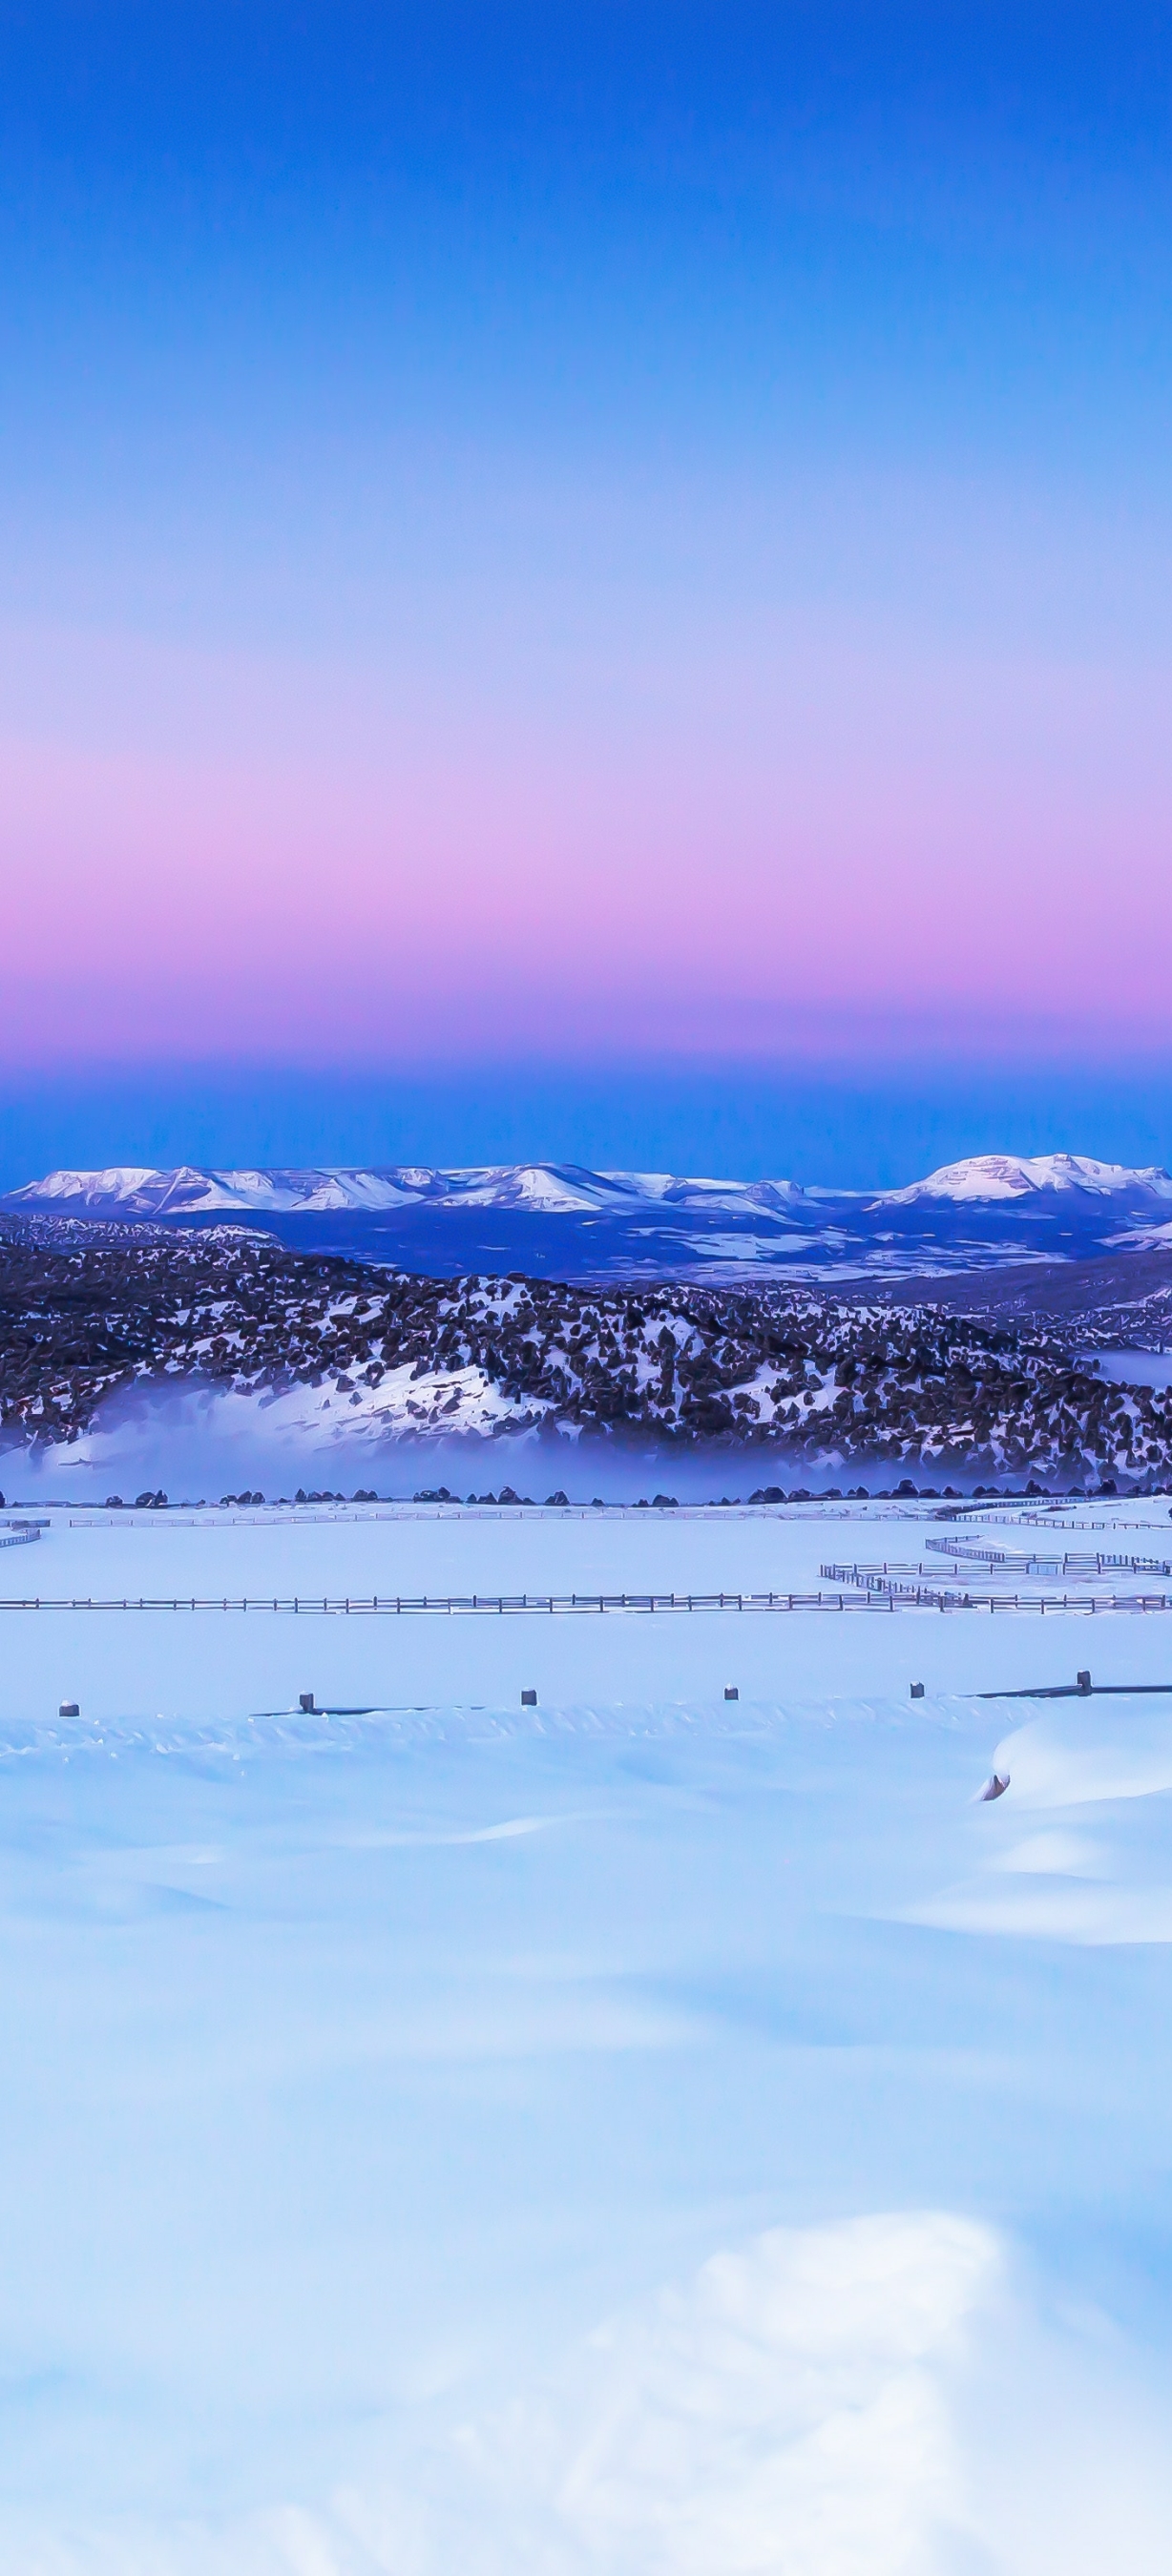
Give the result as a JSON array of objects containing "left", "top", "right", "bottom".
[
  {"left": 4, "top": 1502, "right": 1172, "bottom": 1726},
  {"left": 3, "top": 1505, "right": 1172, "bottom": 2567}
]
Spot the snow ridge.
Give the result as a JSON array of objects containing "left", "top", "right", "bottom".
[
  {"left": 2, "top": 1162, "right": 807, "bottom": 1217},
  {"left": 9, "top": 1153, "right": 1172, "bottom": 1221}
]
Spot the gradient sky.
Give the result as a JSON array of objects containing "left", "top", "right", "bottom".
[{"left": 2, "top": 5, "right": 1171, "bottom": 1175}]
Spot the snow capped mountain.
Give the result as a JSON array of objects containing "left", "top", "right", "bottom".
[
  {"left": 1, "top": 1162, "right": 807, "bottom": 1218},
  {"left": 423, "top": 1166, "right": 636, "bottom": 1212},
  {"left": 10, "top": 1153, "right": 1170, "bottom": 1220},
  {"left": 623, "top": 1173, "right": 806, "bottom": 1215},
  {"left": 6, "top": 1153, "right": 1172, "bottom": 1282},
  {"left": 13, "top": 1165, "right": 178, "bottom": 1212},
  {"left": 879, "top": 1153, "right": 1172, "bottom": 1205}
]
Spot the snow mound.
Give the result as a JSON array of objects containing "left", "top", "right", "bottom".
[{"left": 375, "top": 2210, "right": 997, "bottom": 2576}]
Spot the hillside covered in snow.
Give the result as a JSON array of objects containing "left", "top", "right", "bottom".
[{"left": 5, "top": 1217, "right": 1172, "bottom": 1486}]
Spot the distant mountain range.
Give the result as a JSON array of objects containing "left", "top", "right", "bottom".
[
  {"left": 5, "top": 1153, "right": 1172, "bottom": 1281},
  {"left": 2, "top": 1160, "right": 810, "bottom": 1218}
]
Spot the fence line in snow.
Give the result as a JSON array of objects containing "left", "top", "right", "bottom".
[
  {"left": 0, "top": 1588, "right": 1170, "bottom": 1616},
  {"left": 924, "top": 1537, "right": 1172, "bottom": 1576},
  {"left": 62, "top": 1506, "right": 875, "bottom": 1529},
  {"left": 822, "top": 1560, "right": 1172, "bottom": 1612}
]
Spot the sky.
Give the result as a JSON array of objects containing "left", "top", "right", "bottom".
[{"left": 2, "top": 3, "right": 1172, "bottom": 1179}]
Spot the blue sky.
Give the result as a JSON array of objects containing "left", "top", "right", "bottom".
[
  {"left": 5, "top": 1057, "right": 1172, "bottom": 1192},
  {"left": 2, "top": 5, "right": 1171, "bottom": 1176}
]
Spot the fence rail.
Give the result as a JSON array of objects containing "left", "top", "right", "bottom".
[
  {"left": 0, "top": 1589, "right": 861, "bottom": 1615},
  {"left": 0, "top": 1586, "right": 1170, "bottom": 1617},
  {"left": 822, "top": 1560, "right": 1172, "bottom": 1613},
  {"left": 925, "top": 1537, "right": 1172, "bottom": 1576}
]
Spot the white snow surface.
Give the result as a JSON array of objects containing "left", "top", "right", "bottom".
[
  {"left": 4, "top": 1500, "right": 1172, "bottom": 2569},
  {"left": 1083, "top": 1348, "right": 1172, "bottom": 1389}
]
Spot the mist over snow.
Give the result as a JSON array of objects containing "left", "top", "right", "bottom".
[{"left": 6, "top": 1378, "right": 772, "bottom": 1508}]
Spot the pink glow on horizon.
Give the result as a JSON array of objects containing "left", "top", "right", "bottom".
[{"left": 3, "top": 608, "right": 1171, "bottom": 1067}]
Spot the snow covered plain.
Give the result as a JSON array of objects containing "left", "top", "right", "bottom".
[{"left": 4, "top": 1502, "right": 1172, "bottom": 2571}]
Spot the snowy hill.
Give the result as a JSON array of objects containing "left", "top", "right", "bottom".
[{"left": 5, "top": 1220, "right": 1172, "bottom": 1483}]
